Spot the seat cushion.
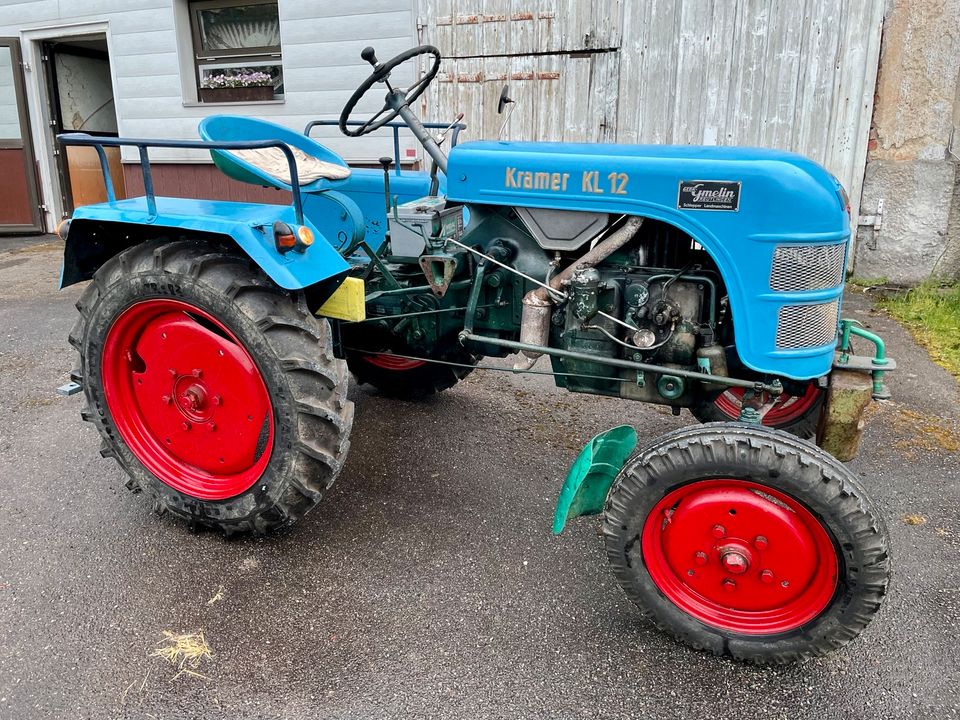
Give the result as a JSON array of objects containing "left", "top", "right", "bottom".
[{"left": 230, "top": 145, "right": 351, "bottom": 184}]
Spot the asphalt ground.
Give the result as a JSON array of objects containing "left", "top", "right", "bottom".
[{"left": 0, "top": 236, "right": 958, "bottom": 719}]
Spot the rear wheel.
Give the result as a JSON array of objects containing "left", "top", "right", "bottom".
[
  {"left": 690, "top": 380, "right": 824, "bottom": 438},
  {"left": 603, "top": 423, "right": 889, "bottom": 664},
  {"left": 344, "top": 329, "right": 478, "bottom": 399},
  {"left": 70, "top": 239, "right": 353, "bottom": 534}
]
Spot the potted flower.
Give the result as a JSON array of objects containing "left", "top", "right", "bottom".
[{"left": 200, "top": 71, "right": 275, "bottom": 103}]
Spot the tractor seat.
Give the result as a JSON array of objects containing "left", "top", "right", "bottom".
[
  {"left": 198, "top": 115, "right": 351, "bottom": 192},
  {"left": 230, "top": 145, "right": 350, "bottom": 184}
]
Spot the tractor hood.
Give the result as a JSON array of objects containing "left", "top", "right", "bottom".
[
  {"left": 446, "top": 140, "right": 852, "bottom": 381},
  {"left": 446, "top": 140, "right": 847, "bottom": 228}
]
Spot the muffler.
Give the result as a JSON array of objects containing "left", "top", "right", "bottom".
[{"left": 514, "top": 217, "right": 643, "bottom": 370}]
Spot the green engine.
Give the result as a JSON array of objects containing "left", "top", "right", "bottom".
[{"left": 341, "top": 201, "right": 728, "bottom": 409}]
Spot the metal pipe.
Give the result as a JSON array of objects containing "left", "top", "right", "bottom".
[
  {"left": 394, "top": 101, "right": 448, "bottom": 174},
  {"left": 460, "top": 332, "right": 783, "bottom": 395},
  {"left": 514, "top": 216, "right": 644, "bottom": 369}
]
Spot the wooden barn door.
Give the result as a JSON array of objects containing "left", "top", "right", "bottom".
[
  {"left": 418, "top": 0, "right": 624, "bottom": 143},
  {"left": 418, "top": 0, "right": 884, "bottom": 226},
  {"left": 615, "top": 0, "right": 885, "bottom": 235}
]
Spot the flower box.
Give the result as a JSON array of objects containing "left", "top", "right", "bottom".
[{"left": 199, "top": 85, "right": 275, "bottom": 103}]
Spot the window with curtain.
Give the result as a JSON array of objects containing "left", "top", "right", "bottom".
[{"left": 189, "top": 0, "right": 283, "bottom": 101}]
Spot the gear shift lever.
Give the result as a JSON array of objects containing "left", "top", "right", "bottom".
[{"left": 378, "top": 156, "right": 393, "bottom": 215}]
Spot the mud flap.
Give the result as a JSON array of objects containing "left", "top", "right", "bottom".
[{"left": 552, "top": 425, "right": 638, "bottom": 534}]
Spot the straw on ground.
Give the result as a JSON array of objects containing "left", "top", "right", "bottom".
[{"left": 151, "top": 630, "right": 212, "bottom": 679}]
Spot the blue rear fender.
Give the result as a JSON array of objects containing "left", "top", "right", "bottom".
[{"left": 61, "top": 196, "right": 351, "bottom": 291}]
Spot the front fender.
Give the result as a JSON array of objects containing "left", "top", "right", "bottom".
[
  {"left": 61, "top": 196, "right": 350, "bottom": 291},
  {"left": 552, "top": 425, "right": 638, "bottom": 534}
]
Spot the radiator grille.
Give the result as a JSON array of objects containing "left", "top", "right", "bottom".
[
  {"left": 776, "top": 300, "right": 840, "bottom": 349},
  {"left": 770, "top": 243, "right": 846, "bottom": 292}
]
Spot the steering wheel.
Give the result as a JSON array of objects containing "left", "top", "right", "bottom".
[{"left": 339, "top": 45, "right": 441, "bottom": 137}]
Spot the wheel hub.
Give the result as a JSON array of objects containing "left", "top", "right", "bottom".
[
  {"left": 718, "top": 545, "right": 751, "bottom": 575},
  {"left": 101, "top": 299, "right": 274, "bottom": 500},
  {"left": 641, "top": 478, "right": 838, "bottom": 634},
  {"left": 176, "top": 382, "right": 208, "bottom": 417}
]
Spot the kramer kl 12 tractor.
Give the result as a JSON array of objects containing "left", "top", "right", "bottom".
[{"left": 58, "top": 45, "right": 892, "bottom": 663}]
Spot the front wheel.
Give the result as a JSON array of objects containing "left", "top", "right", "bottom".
[
  {"left": 690, "top": 380, "right": 824, "bottom": 438},
  {"left": 70, "top": 239, "right": 353, "bottom": 534},
  {"left": 603, "top": 423, "right": 889, "bottom": 664}
]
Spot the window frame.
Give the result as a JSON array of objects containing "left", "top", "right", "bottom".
[{"left": 188, "top": 0, "right": 283, "bottom": 101}]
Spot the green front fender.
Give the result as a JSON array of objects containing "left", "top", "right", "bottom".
[{"left": 552, "top": 425, "right": 638, "bottom": 534}]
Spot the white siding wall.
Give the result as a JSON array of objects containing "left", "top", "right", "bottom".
[
  {"left": 0, "top": 0, "right": 421, "bottom": 165},
  {"left": 0, "top": 46, "right": 20, "bottom": 139}
]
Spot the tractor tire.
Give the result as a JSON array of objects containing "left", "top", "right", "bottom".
[
  {"left": 690, "top": 380, "right": 824, "bottom": 439},
  {"left": 70, "top": 239, "right": 353, "bottom": 535},
  {"left": 603, "top": 422, "right": 889, "bottom": 664},
  {"left": 345, "top": 340, "right": 478, "bottom": 400}
]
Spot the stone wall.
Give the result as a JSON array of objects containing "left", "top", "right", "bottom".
[{"left": 854, "top": 0, "right": 960, "bottom": 283}]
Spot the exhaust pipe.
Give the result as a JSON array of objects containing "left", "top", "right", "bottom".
[{"left": 514, "top": 216, "right": 644, "bottom": 370}]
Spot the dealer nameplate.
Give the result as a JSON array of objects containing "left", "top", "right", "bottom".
[{"left": 678, "top": 180, "right": 741, "bottom": 211}]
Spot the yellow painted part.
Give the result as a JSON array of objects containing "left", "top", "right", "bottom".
[{"left": 316, "top": 276, "right": 366, "bottom": 322}]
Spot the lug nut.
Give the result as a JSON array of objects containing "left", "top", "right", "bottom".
[
  {"left": 161, "top": 395, "right": 172, "bottom": 405},
  {"left": 192, "top": 368, "right": 202, "bottom": 378},
  {"left": 711, "top": 524, "right": 726, "bottom": 539},
  {"left": 760, "top": 569, "right": 774, "bottom": 584},
  {"left": 209, "top": 422, "right": 216, "bottom": 431},
  {"left": 722, "top": 579, "right": 736, "bottom": 593},
  {"left": 169, "top": 368, "right": 177, "bottom": 377},
  {"left": 754, "top": 535, "right": 769, "bottom": 550},
  {"left": 182, "top": 421, "right": 191, "bottom": 431},
  {"left": 694, "top": 551, "right": 708, "bottom": 566},
  {"left": 212, "top": 395, "right": 222, "bottom": 406}
]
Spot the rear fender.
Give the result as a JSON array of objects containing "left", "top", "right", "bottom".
[{"left": 60, "top": 197, "right": 351, "bottom": 294}]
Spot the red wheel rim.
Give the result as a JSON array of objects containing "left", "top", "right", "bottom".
[
  {"left": 101, "top": 299, "right": 274, "bottom": 501},
  {"left": 641, "top": 479, "right": 838, "bottom": 634},
  {"left": 363, "top": 353, "right": 426, "bottom": 371},
  {"left": 714, "top": 382, "right": 822, "bottom": 426}
]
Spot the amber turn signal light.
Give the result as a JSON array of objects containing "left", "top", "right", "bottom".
[
  {"left": 274, "top": 221, "right": 314, "bottom": 253},
  {"left": 273, "top": 220, "right": 297, "bottom": 252},
  {"left": 56, "top": 218, "right": 72, "bottom": 240}
]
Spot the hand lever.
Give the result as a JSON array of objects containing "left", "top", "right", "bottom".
[
  {"left": 435, "top": 112, "right": 465, "bottom": 146},
  {"left": 379, "top": 156, "right": 393, "bottom": 215},
  {"left": 361, "top": 46, "right": 379, "bottom": 68}
]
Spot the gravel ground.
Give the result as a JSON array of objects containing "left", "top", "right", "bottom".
[{"left": 0, "top": 236, "right": 958, "bottom": 719}]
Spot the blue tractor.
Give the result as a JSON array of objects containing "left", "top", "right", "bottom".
[{"left": 59, "top": 45, "right": 891, "bottom": 663}]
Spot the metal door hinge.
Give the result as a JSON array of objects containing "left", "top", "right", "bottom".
[
  {"left": 858, "top": 198, "right": 883, "bottom": 250},
  {"left": 20, "top": 61, "right": 31, "bottom": 71}
]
